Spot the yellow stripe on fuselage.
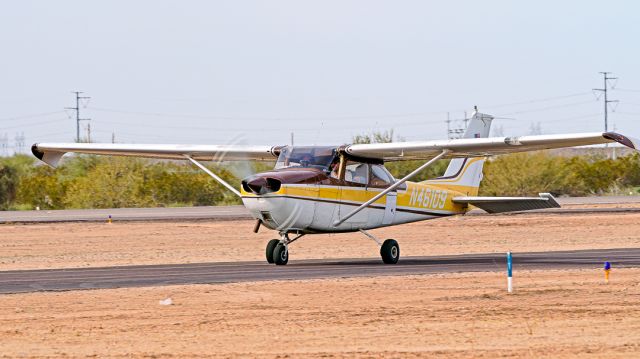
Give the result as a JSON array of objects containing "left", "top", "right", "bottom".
[
  {"left": 424, "top": 157, "right": 483, "bottom": 183},
  {"left": 240, "top": 181, "right": 471, "bottom": 214},
  {"left": 422, "top": 157, "right": 484, "bottom": 196}
]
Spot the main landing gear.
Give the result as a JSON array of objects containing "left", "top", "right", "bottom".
[
  {"left": 380, "top": 239, "right": 400, "bottom": 264},
  {"left": 359, "top": 229, "right": 400, "bottom": 264},
  {"left": 265, "top": 233, "right": 304, "bottom": 265},
  {"left": 264, "top": 231, "right": 400, "bottom": 265}
]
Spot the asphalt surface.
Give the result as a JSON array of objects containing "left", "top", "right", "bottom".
[
  {"left": 0, "top": 205, "right": 252, "bottom": 223},
  {"left": 2, "top": 196, "right": 640, "bottom": 223},
  {"left": 1, "top": 248, "right": 637, "bottom": 294}
]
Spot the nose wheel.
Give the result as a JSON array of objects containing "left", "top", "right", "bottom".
[
  {"left": 272, "top": 243, "right": 288, "bottom": 265},
  {"left": 265, "top": 233, "right": 304, "bottom": 265},
  {"left": 265, "top": 239, "right": 280, "bottom": 264}
]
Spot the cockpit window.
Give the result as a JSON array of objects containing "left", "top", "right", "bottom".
[
  {"left": 275, "top": 146, "right": 337, "bottom": 171},
  {"left": 369, "top": 164, "right": 394, "bottom": 188},
  {"left": 345, "top": 162, "right": 368, "bottom": 186}
]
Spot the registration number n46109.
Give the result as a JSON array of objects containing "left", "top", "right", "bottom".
[{"left": 409, "top": 186, "right": 447, "bottom": 209}]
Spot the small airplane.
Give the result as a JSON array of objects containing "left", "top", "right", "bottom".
[{"left": 32, "top": 109, "right": 640, "bottom": 265}]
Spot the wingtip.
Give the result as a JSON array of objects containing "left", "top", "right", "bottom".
[
  {"left": 31, "top": 143, "right": 64, "bottom": 168},
  {"left": 31, "top": 143, "right": 44, "bottom": 160},
  {"left": 603, "top": 132, "right": 638, "bottom": 150}
]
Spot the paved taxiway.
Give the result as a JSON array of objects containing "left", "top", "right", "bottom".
[
  {"left": 1, "top": 248, "right": 638, "bottom": 294},
  {"left": 0, "top": 205, "right": 252, "bottom": 223},
  {"left": 2, "top": 196, "right": 640, "bottom": 223}
]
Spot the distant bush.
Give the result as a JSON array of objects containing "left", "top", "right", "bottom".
[
  {"left": 480, "top": 152, "right": 640, "bottom": 196},
  {"left": 9, "top": 155, "right": 265, "bottom": 210},
  {"left": 1, "top": 149, "right": 639, "bottom": 210}
]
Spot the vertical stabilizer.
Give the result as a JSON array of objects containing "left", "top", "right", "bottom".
[{"left": 425, "top": 109, "right": 493, "bottom": 195}]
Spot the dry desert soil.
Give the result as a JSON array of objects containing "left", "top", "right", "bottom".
[
  {"left": 2, "top": 210, "right": 640, "bottom": 270},
  {"left": 2, "top": 209, "right": 640, "bottom": 357},
  {"left": 1, "top": 270, "right": 640, "bottom": 358}
]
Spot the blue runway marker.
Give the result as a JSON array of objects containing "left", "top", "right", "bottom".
[{"left": 507, "top": 251, "right": 513, "bottom": 293}]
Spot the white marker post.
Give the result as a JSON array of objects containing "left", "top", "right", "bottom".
[{"left": 507, "top": 251, "right": 513, "bottom": 293}]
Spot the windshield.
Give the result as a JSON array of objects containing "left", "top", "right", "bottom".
[{"left": 275, "top": 146, "right": 337, "bottom": 171}]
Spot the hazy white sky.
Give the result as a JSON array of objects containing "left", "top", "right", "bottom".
[{"left": 1, "top": 0, "right": 640, "bottom": 151}]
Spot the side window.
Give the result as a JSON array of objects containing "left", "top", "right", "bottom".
[
  {"left": 344, "top": 162, "right": 368, "bottom": 186},
  {"left": 369, "top": 164, "right": 393, "bottom": 188}
]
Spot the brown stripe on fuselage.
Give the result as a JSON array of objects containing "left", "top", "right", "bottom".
[{"left": 241, "top": 195, "right": 455, "bottom": 217}]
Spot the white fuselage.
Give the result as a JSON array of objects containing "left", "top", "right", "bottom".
[{"left": 241, "top": 183, "right": 467, "bottom": 234}]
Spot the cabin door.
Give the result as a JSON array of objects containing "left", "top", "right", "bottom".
[
  {"left": 338, "top": 161, "right": 370, "bottom": 228},
  {"left": 381, "top": 191, "right": 397, "bottom": 225}
]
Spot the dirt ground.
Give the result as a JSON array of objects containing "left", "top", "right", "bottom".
[
  {"left": 1, "top": 269, "right": 640, "bottom": 358},
  {"left": 2, "top": 210, "right": 640, "bottom": 270},
  {"left": 3, "top": 208, "right": 640, "bottom": 357}
]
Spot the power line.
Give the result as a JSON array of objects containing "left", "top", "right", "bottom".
[
  {"left": 483, "top": 92, "right": 591, "bottom": 110},
  {"left": 0, "top": 118, "right": 68, "bottom": 131},
  {"left": 593, "top": 72, "right": 619, "bottom": 133},
  {"left": 0, "top": 110, "right": 66, "bottom": 122},
  {"left": 65, "top": 91, "right": 91, "bottom": 142},
  {"left": 88, "top": 106, "right": 446, "bottom": 122},
  {"left": 533, "top": 113, "right": 602, "bottom": 124},
  {"left": 495, "top": 100, "right": 596, "bottom": 117},
  {"left": 89, "top": 94, "right": 591, "bottom": 122}
]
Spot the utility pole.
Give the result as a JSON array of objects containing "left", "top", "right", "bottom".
[
  {"left": 0, "top": 133, "right": 8, "bottom": 157},
  {"left": 593, "top": 72, "right": 618, "bottom": 133},
  {"left": 14, "top": 132, "right": 25, "bottom": 154},
  {"left": 446, "top": 111, "right": 468, "bottom": 139},
  {"left": 66, "top": 91, "right": 91, "bottom": 142}
]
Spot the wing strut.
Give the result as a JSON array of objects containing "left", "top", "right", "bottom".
[
  {"left": 184, "top": 155, "right": 242, "bottom": 197},
  {"left": 333, "top": 149, "right": 450, "bottom": 227}
]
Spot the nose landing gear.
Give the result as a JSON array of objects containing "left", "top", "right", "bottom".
[
  {"left": 265, "top": 239, "right": 279, "bottom": 264},
  {"left": 272, "top": 242, "right": 288, "bottom": 265},
  {"left": 265, "top": 233, "right": 304, "bottom": 265}
]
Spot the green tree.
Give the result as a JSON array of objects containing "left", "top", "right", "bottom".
[
  {"left": 63, "top": 157, "right": 156, "bottom": 208},
  {"left": 15, "top": 165, "right": 68, "bottom": 209},
  {"left": 352, "top": 130, "right": 449, "bottom": 181},
  {"left": 0, "top": 163, "right": 18, "bottom": 210},
  {"left": 352, "top": 130, "right": 395, "bottom": 144},
  {"left": 480, "top": 152, "right": 572, "bottom": 196}
]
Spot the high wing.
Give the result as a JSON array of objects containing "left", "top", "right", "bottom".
[
  {"left": 345, "top": 132, "right": 640, "bottom": 161},
  {"left": 31, "top": 142, "right": 281, "bottom": 167}
]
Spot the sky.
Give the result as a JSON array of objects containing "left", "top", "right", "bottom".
[{"left": 1, "top": 0, "right": 640, "bottom": 153}]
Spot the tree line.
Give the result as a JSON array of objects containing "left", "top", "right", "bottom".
[{"left": 0, "top": 150, "right": 639, "bottom": 210}]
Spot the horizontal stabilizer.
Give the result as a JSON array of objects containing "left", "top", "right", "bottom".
[{"left": 453, "top": 193, "right": 560, "bottom": 213}]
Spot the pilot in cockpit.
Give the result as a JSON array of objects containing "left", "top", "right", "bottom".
[{"left": 299, "top": 153, "right": 313, "bottom": 167}]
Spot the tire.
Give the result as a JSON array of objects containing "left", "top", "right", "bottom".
[
  {"left": 380, "top": 239, "right": 400, "bottom": 264},
  {"left": 273, "top": 243, "right": 289, "bottom": 265},
  {"left": 265, "top": 239, "right": 280, "bottom": 264}
]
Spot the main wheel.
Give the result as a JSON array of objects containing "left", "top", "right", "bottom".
[
  {"left": 380, "top": 239, "right": 400, "bottom": 264},
  {"left": 265, "top": 239, "right": 280, "bottom": 264},
  {"left": 272, "top": 243, "right": 289, "bottom": 265}
]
